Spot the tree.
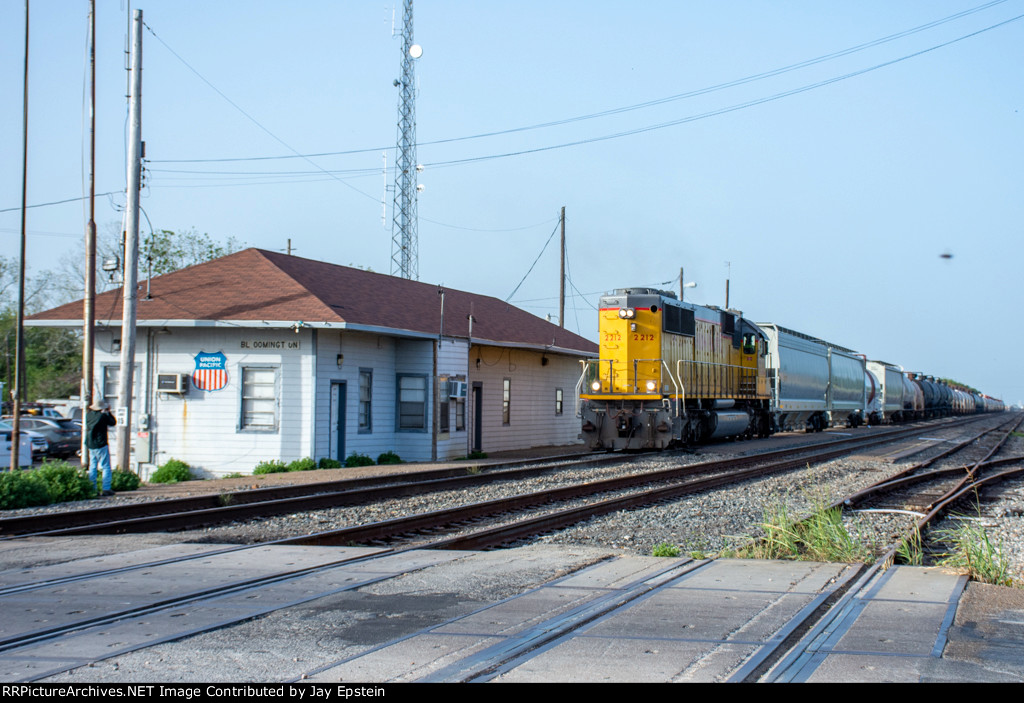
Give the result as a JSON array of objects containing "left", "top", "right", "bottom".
[
  {"left": 1, "top": 256, "right": 78, "bottom": 402},
  {"left": 141, "top": 228, "right": 244, "bottom": 277},
  {"left": 6, "top": 229, "right": 244, "bottom": 403},
  {"left": 53, "top": 223, "right": 245, "bottom": 306}
]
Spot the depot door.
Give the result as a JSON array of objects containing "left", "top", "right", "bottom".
[
  {"left": 329, "top": 382, "right": 346, "bottom": 461},
  {"left": 472, "top": 382, "right": 483, "bottom": 453}
]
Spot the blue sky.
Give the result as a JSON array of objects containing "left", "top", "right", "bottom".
[{"left": 2, "top": 1, "right": 1022, "bottom": 405}]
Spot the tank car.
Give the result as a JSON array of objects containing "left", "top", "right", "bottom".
[{"left": 578, "top": 288, "right": 771, "bottom": 449}]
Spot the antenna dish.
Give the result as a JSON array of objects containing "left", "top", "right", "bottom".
[{"left": 409, "top": 44, "right": 423, "bottom": 59}]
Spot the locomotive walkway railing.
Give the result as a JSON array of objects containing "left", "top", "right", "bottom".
[
  {"left": 676, "top": 360, "right": 762, "bottom": 399},
  {"left": 577, "top": 358, "right": 759, "bottom": 409}
]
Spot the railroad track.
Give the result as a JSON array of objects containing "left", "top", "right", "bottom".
[
  {"left": 835, "top": 414, "right": 1024, "bottom": 565},
  {"left": 0, "top": 415, "right": 1006, "bottom": 682},
  {"left": 0, "top": 417, "right": 989, "bottom": 546}
]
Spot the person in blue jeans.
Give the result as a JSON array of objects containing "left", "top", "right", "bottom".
[{"left": 85, "top": 400, "right": 117, "bottom": 496}]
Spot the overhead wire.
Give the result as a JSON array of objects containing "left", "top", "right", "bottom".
[
  {"left": 146, "top": 0, "right": 1015, "bottom": 166},
  {"left": 141, "top": 20, "right": 381, "bottom": 205},
  {"left": 420, "top": 10, "right": 1024, "bottom": 171},
  {"left": 505, "top": 220, "right": 560, "bottom": 302},
  {"left": 10, "top": 7, "right": 1022, "bottom": 225}
]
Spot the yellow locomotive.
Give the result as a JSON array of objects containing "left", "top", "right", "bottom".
[{"left": 578, "top": 288, "right": 771, "bottom": 449}]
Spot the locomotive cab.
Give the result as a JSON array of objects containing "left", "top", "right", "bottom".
[{"left": 578, "top": 288, "right": 771, "bottom": 450}]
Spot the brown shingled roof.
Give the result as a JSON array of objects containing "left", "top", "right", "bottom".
[{"left": 30, "top": 248, "right": 597, "bottom": 354}]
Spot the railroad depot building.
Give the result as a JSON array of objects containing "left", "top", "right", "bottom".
[{"left": 29, "top": 249, "right": 598, "bottom": 477}]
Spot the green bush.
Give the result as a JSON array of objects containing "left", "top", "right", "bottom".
[
  {"left": 318, "top": 457, "right": 342, "bottom": 469},
  {"left": 0, "top": 471, "right": 51, "bottom": 510},
  {"left": 466, "top": 451, "right": 488, "bottom": 460},
  {"left": 110, "top": 469, "right": 141, "bottom": 492},
  {"left": 376, "top": 451, "right": 403, "bottom": 465},
  {"left": 253, "top": 459, "right": 288, "bottom": 475},
  {"left": 36, "top": 461, "right": 96, "bottom": 503},
  {"left": 652, "top": 542, "right": 681, "bottom": 558},
  {"left": 344, "top": 453, "right": 375, "bottom": 468},
  {"left": 286, "top": 457, "right": 317, "bottom": 472},
  {"left": 150, "top": 459, "right": 193, "bottom": 484}
]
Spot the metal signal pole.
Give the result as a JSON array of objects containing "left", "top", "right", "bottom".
[{"left": 115, "top": 9, "right": 142, "bottom": 473}]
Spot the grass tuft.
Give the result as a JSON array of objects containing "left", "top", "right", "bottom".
[
  {"left": 741, "top": 500, "right": 871, "bottom": 563},
  {"left": 935, "top": 520, "right": 1015, "bottom": 587},
  {"left": 895, "top": 528, "right": 923, "bottom": 566}
]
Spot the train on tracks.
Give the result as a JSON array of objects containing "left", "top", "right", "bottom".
[{"left": 577, "top": 288, "right": 1004, "bottom": 450}]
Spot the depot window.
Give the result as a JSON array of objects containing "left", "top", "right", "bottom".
[
  {"left": 240, "top": 366, "right": 279, "bottom": 432},
  {"left": 101, "top": 364, "right": 139, "bottom": 408},
  {"left": 358, "top": 369, "right": 372, "bottom": 433},
  {"left": 503, "top": 378, "right": 511, "bottom": 425},
  {"left": 397, "top": 374, "right": 428, "bottom": 431}
]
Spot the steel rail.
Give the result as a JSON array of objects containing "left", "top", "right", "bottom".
[
  {"left": 4, "top": 419, "right": 970, "bottom": 539},
  {"left": 282, "top": 421, "right": 955, "bottom": 549}
]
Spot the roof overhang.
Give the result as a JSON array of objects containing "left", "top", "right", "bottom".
[{"left": 26, "top": 319, "right": 595, "bottom": 355}]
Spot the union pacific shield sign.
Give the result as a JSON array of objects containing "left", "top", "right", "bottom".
[{"left": 192, "top": 351, "right": 228, "bottom": 391}]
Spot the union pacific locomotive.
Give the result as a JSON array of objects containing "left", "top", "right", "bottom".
[
  {"left": 577, "top": 287, "right": 1003, "bottom": 450},
  {"left": 578, "top": 288, "right": 772, "bottom": 449}
]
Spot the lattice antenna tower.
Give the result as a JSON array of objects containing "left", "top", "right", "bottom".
[{"left": 390, "top": 0, "right": 423, "bottom": 280}]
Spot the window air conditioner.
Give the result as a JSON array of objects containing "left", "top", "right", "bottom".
[{"left": 157, "top": 373, "right": 189, "bottom": 394}]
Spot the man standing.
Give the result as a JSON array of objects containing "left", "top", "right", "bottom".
[{"left": 85, "top": 400, "right": 117, "bottom": 496}]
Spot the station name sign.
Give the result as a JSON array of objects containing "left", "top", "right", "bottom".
[{"left": 240, "top": 339, "right": 301, "bottom": 350}]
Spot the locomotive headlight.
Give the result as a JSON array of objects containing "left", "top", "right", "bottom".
[
  {"left": 591, "top": 381, "right": 601, "bottom": 392},
  {"left": 618, "top": 307, "right": 636, "bottom": 319},
  {"left": 646, "top": 380, "right": 657, "bottom": 392}
]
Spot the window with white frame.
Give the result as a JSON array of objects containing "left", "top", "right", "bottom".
[
  {"left": 102, "top": 364, "right": 139, "bottom": 408},
  {"left": 397, "top": 374, "right": 427, "bottom": 431},
  {"left": 556, "top": 388, "right": 564, "bottom": 415},
  {"left": 358, "top": 369, "right": 372, "bottom": 433},
  {"left": 241, "top": 366, "right": 278, "bottom": 431}
]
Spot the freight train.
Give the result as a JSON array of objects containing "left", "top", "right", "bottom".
[{"left": 577, "top": 288, "right": 1003, "bottom": 450}]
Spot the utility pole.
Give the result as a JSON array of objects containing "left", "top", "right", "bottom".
[
  {"left": 559, "top": 207, "right": 565, "bottom": 328},
  {"left": 82, "top": 0, "right": 98, "bottom": 466},
  {"left": 390, "top": 0, "right": 422, "bottom": 280},
  {"left": 10, "top": 0, "right": 29, "bottom": 471},
  {"left": 115, "top": 9, "right": 142, "bottom": 473}
]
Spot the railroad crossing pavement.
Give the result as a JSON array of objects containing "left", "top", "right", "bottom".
[{"left": 1, "top": 539, "right": 1021, "bottom": 683}]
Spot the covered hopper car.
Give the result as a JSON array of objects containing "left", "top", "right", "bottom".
[{"left": 578, "top": 287, "right": 1004, "bottom": 450}]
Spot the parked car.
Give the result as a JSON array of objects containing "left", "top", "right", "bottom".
[
  {"left": 18, "top": 417, "right": 81, "bottom": 459},
  {"left": 0, "top": 420, "right": 48, "bottom": 462},
  {"left": 0, "top": 421, "right": 33, "bottom": 468}
]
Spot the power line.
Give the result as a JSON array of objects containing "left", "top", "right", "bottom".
[
  {"left": 505, "top": 220, "right": 560, "bottom": 302},
  {"left": 0, "top": 191, "right": 122, "bottom": 214},
  {"left": 141, "top": 20, "right": 380, "bottom": 205},
  {"left": 147, "top": 0, "right": 1014, "bottom": 166},
  {"left": 418, "top": 11, "right": 1024, "bottom": 170}
]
